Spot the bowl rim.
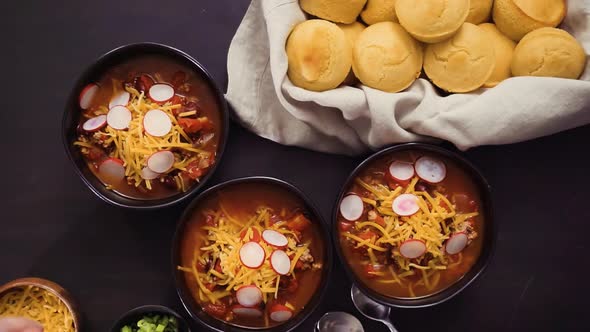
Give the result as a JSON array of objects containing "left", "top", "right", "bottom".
[
  {"left": 0, "top": 277, "right": 82, "bottom": 330},
  {"left": 331, "top": 142, "right": 496, "bottom": 308},
  {"left": 171, "top": 176, "right": 334, "bottom": 331},
  {"left": 109, "top": 304, "right": 191, "bottom": 332},
  {"left": 61, "top": 42, "right": 230, "bottom": 210}
]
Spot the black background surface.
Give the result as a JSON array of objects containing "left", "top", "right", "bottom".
[{"left": 1, "top": 1, "right": 589, "bottom": 331}]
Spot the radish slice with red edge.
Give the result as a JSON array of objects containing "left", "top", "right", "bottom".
[
  {"left": 392, "top": 194, "right": 419, "bottom": 216},
  {"left": 148, "top": 83, "right": 175, "bottom": 103},
  {"left": 236, "top": 285, "right": 262, "bottom": 307},
  {"left": 445, "top": 232, "right": 468, "bottom": 255},
  {"left": 143, "top": 109, "right": 172, "bottom": 137},
  {"left": 82, "top": 115, "right": 107, "bottom": 132},
  {"left": 107, "top": 106, "right": 132, "bottom": 130},
  {"left": 262, "top": 230, "right": 288, "bottom": 248},
  {"left": 239, "top": 242, "right": 265, "bottom": 269},
  {"left": 269, "top": 304, "right": 293, "bottom": 322},
  {"left": 270, "top": 250, "right": 291, "bottom": 275},
  {"left": 109, "top": 91, "right": 130, "bottom": 108},
  {"left": 389, "top": 161, "right": 415, "bottom": 182},
  {"left": 147, "top": 151, "right": 175, "bottom": 173},
  {"left": 231, "top": 305, "right": 263, "bottom": 318},
  {"left": 399, "top": 239, "right": 426, "bottom": 259},
  {"left": 140, "top": 167, "right": 160, "bottom": 180},
  {"left": 340, "top": 194, "right": 364, "bottom": 221},
  {"left": 415, "top": 156, "right": 447, "bottom": 184},
  {"left": 98, "top": 158, "right": 125, "bottom": 183},
  {"left": 79, "top": 83, "right": 99, "bottom": 109}
]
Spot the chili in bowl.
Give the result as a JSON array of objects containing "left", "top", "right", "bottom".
[
  {"left": 333, "top": 143, "right": 495, "bottom": 307},
  {"left": 172, "top": 177, "right": 332, "bottom": 331},
  {"left": 62, "top": 43, "right": 229, "bottom": 209}
]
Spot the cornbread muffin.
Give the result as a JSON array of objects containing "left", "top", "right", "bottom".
[
  {"left": 286, "top": 20, "right": 352, "bottom": 91},
  {"left": 424, "top": 23, "right": 496, "bottom": 92},
  {"left": 361, "top": 0, "right": 398, "bottom": 25},
  {"left": 338, "top": 22, "right": 366, "bottom": 84},
  {"left": 479, "top": 23, "right": 516, "bottom": 87},
  {"left": 512, "top": 28, "right": 586, "bottom": 79},
  {"left": 395, "top": 0, "right": 470, "bottom": 43},
  {"left": 466, "top": 0, "right": 493, "bottom": 24},
  {"left": 338, "top": 21, "right": 366, "bottom": 45},
  {"left": 352, "top": 22, "right": 423, "bottom": 92},
  {"left": 493, "top": 0, "right": 567, "bottom": 41},
  {"left": 300, "top": 0, "right": 367, "bottom": 24}
]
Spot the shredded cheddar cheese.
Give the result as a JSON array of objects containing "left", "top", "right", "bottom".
[
  {"left": 0, "top": 286, "right": 75, "bottom": 332},
  {"left": 75, "top": 86, "right": 211, "bottom": 190},
  {"left": 343, "top": 176, "right": 479, "bottom": 291},
  {"left": 179, "top": 204, "right": 313, "bottom": 305}
]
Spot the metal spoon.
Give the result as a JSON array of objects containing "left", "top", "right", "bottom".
[
  {"left": 351, "top": 284, "right": 399, "bottom": 332},
  {"left": 314, "top": 311, "right": 364, "bottom": 332}
]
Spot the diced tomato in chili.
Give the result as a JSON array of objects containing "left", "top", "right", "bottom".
[
  {"left": 205, "top": 214, "right": 217, "bottom": 227},
  {"left": 178, "top": 118, "right": 203, "bottom": 134},
  {"left": 171, "top": 71, "right": 187, "bottom": 88},
  {"left": 339, "top": 221, "right": 354, "bottom": 232},
  {"left": 373, "top": 214, "right": 386, "bottom": 227},
  {"left": 358, "top": 231, "right": 377, "bottom": 241},
  {"left": 203, "top": 303, "right": 227, "bottom": 318},
  {"left": 214, "top": 260, "right": 223, "bottom": 274},
  {"left": 186, "top": 161, "right": 203, "bottom": 180},
  {"left": 135, "top": 74, "right": 154, "bottom": 93},
  {"left": 196, "top": 260, "right": 207, "bottom": 273},
  {"left": 204, "top": 283, "right": 216, "bottom": 291},
  {"left": 295, "top": 260, "right": 304, "bottom": 270},
  {"left": 87, "top": 148, "right": 105, "bottom": 161},
  {"left": 387, "top": 180, "right": 401, "bottom": 190},
  {"left": 287, "top": 214, "right": 311, "bottom": 232}
]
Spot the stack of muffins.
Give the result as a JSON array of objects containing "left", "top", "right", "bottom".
[{"left": 286, "top": 0, "right": 586, "bottom": 93}]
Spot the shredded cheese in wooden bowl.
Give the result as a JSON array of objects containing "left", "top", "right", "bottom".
[{"left": 0, "top": 279, "right": 78, "bottom": 332}]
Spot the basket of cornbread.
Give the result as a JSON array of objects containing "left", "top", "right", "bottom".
[{"left": 226, "top": 0, "right": 590, "bottom": 155}]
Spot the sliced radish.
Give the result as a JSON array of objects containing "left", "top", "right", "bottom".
[
  {"left": 392, "top": 194, "right": 420, "bottom": 216},
  {"left": 109, "top": 91, "right": 130, "bottom": 108},
  {"left": 445, "top": 232, "right": 469, "bottom": 255},
  {"left": 148, "top": 83, "right": 175, "bottom": 103},
  {"left": 231, "top": 305, "right": 263, "bottom": 318},
  {"left": 270, "top": 250, "right": 291, "bottom": 275},
  {"left": 415, "top": 156, "right": 447, "bottom": 184},
  {"left": 236, "top": 285, "right": 262, "bottom": 307},
  {"left": 143, "top": 109, "right": 172, "bottom": 137},
  {"left": 147, "top": 151, "right": 175, "bottom": 173},
  {"left": 98, "top": 158, "right": 125, "bottom": 183},
  {"left": 262, "top": 230, "right": 288, "bottom": 248},
  {"left": 399, "top": 239, "right": 426, "bottom": 259},
  {"left": 140, "top": 167, "right": 160, "bottom": 180},
  {"left": 239, "top": 242, "right": 265, "bottom": 269},
  {"left": 269, "top": 304, "right": 293, "bottom": 322},
  {"left": 82, "top": 115, "right": 107, "bottom": 132},
  {"left": 340, "top": 194, "right": 364, "bottom": 221},
  {"left": 106, "top": 105, "right": 132, "bottom": 130},
  {"left": 389, "top": 161, "right": 415, "bottom": 182},
  {"left": 79, "top": 83, "right": 99, "bottom": 109}
]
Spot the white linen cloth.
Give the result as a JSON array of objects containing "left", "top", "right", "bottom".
[{"left": 226, "top": 0, "right": 590, "bottom": 155}]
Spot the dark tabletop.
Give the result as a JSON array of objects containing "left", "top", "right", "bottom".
[{"left": 1, "top": 1, "right": 589, "bottom": 331}]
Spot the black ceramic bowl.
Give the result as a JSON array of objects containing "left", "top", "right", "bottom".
[
  {"left": 333, "top": 143, "right": 495, "bottom": 308},
  {"left": 110, "top": 305, "right": 191, "bottom": 332},
  {"left": 62, "top": 43, "right": 229, "bottom": 209},
  {"left": 171, "top": 177, "right": 333, "bottom": 332}
]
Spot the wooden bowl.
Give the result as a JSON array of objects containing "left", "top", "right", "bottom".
[{"left": 0, "top": 277, "right": 82, "bottom": 331}]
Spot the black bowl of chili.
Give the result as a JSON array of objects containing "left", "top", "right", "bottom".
[
  {"left": 333, "top": 143, "right": 495, "bottom": 308},
  {"left": 171, "top": 177, "right": 333, "bottom": 331},
  {"left": 62, "top": 43, "right": 229, "bottom": 209}
]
